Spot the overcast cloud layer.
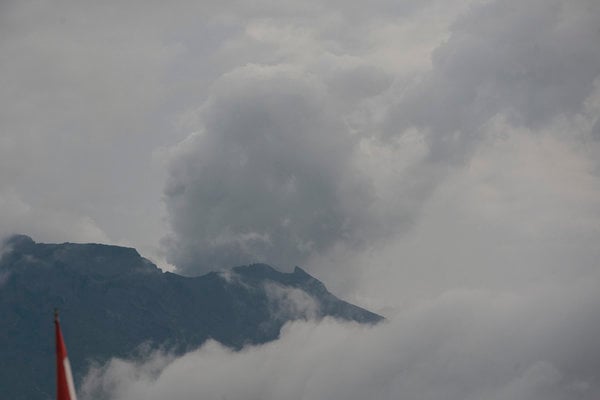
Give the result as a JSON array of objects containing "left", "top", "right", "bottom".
[{"left": 3, "top": 0, "right": 600, "bottom": 399}]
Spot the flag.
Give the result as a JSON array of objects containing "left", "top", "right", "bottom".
[{"left": 54, "top": 310, "right": 78, "bottom": 400}]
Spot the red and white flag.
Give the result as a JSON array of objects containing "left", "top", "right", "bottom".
[{"left": 54, "top": 310, "right": 78, "bottom": 400}]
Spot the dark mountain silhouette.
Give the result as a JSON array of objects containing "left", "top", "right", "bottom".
[{"left": 0, "top": 235, "right": 382, "bottom": 400}]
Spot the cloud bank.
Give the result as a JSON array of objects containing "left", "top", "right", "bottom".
[{"left": 82, "top": 269, "right": 600, "bottom": 400}]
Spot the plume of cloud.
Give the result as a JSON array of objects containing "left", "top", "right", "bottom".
[{"left": 162, "top": 65, "right": 375, "bottom": 273}]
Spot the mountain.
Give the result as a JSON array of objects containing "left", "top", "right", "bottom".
[{"left": 0, "top": 235, "right": 382, "bottom": 400}]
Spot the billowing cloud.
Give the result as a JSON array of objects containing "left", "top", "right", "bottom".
[
  {"left": 157, "top": 1, "right": 474, "bottom": 274},
  {"left": 163, "top": 65, "right": 376, "bottom": 273}
]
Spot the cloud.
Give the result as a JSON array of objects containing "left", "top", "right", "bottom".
[
  {"left": 81, "top": 270, "right": 600, "bottom": 400},
  {"left": 159, "top": 0, "right": 478, "bottom": 274},
  {"left": 310, "top": 101, "right": 600, "bottom": 308},
  {"left": 263, "top": 281, "right": 321, "bottom": 321},
  {"left": 383, "top": 0, "right": 600, "bottom": 161},
  {"left": 163, "top": 64, "right": 376, "bottom": 273}
]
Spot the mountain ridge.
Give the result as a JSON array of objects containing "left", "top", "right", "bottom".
[{"left": 0, "top": 235, "right": 382, "bottom": 400}]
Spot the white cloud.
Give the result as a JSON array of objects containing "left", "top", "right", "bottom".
[
  {"left": 264, "top": 281, "right": 321, "bottom": 321},
  {"left": 81, "top": 271, "right": 600, "bottom": 400}
]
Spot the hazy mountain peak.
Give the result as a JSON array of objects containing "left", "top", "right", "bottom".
[{"left": 0, "top": 236, "right": 382, "bottom": 400}]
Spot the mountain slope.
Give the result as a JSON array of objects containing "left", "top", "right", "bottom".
[{"left": 0, "top": 235, "right": 382, "bottom": 400}]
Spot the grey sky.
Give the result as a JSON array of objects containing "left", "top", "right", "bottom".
[{"left": 2, "top": 0, "right": 600, "bottom": 398}]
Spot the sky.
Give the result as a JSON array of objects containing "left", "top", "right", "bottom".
[{"left": 2, "top": 0, "right": 600, "bottom": 399}]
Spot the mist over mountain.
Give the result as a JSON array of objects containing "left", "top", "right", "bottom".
[{"left": 0, "top": 235, "right": 382, "bottom": 400}]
